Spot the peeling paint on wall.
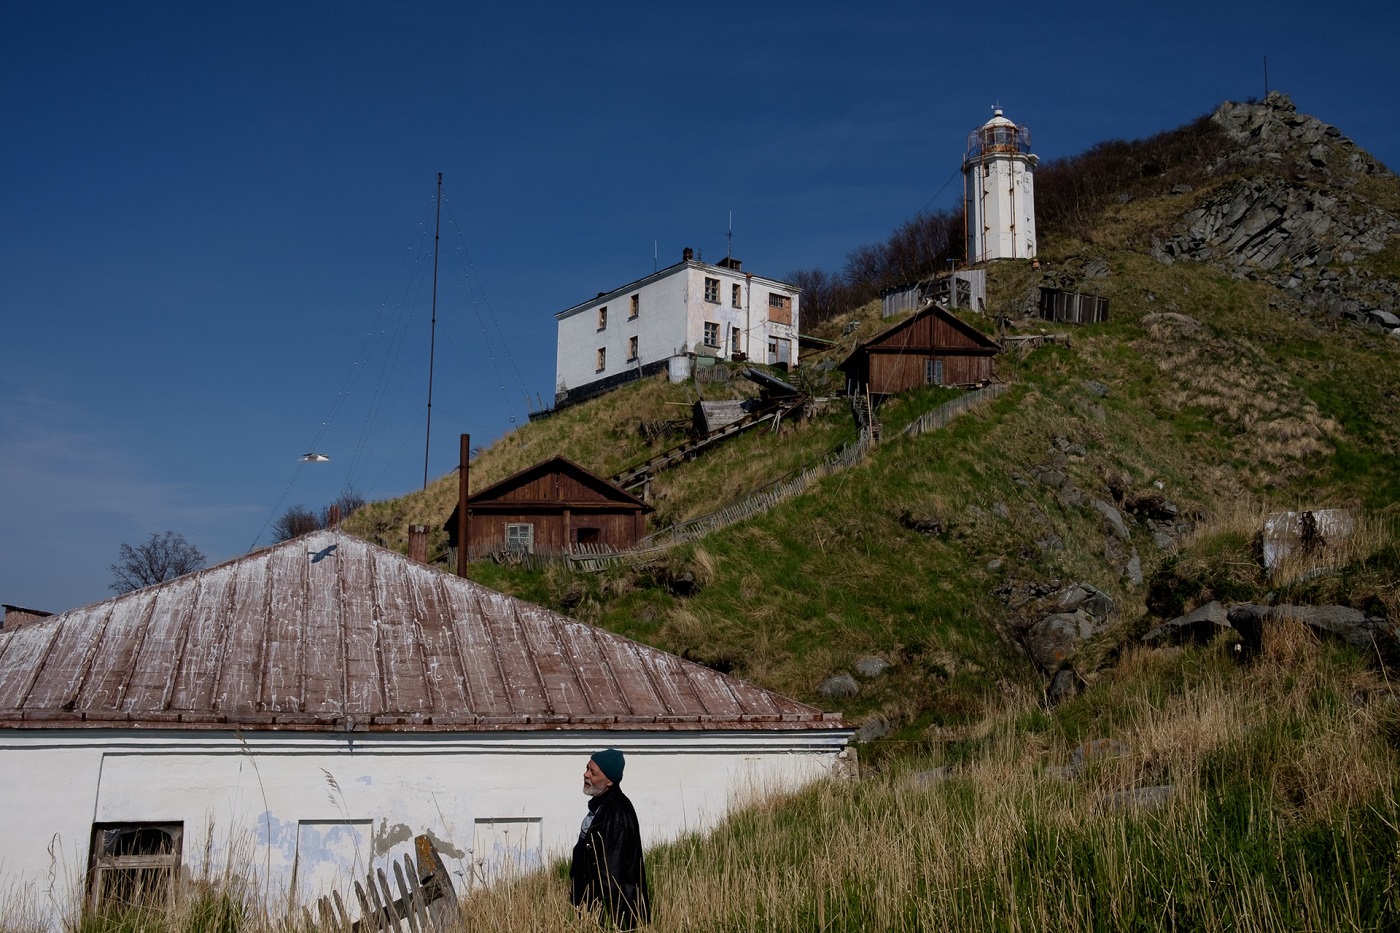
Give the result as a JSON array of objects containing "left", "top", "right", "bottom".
[{"left": 372, "top": 818, "right": 412, "bottom": 857}]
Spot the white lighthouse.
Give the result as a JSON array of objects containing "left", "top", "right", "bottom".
[{"left": 963, "top": 108, "right": 1039, "bottom": 264}]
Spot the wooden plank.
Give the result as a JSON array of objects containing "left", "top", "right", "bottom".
[
  {"left": 376, "top": 868, "right": 403, "bottom": 933},
  {"left": 260, "top": 542, "right": 307, "bottom": 713},
  {"left": 369, "top": 554, "right": 431, "bottom": 714},
  {"left": 393, "top": 860, "right": 420, "bottom": 933}
]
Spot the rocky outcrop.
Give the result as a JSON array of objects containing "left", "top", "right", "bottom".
[
  {"left": 1141, "top": 600, "right": 1396, "bottom": 657},
  {"left": 1152, "top": 93, "right": 1399, "bottom": 331}
]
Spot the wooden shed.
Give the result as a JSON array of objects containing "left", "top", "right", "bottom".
[
  {"left": 841, "top": 303, "right": 1000, "bottom": 395},
  {"left": 445, "top": 455, "right": 652, "bottom": 557}
]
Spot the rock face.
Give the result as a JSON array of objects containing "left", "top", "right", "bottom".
[{"left": 1153, "top": 93, "right": 1399, "bottom": 330}]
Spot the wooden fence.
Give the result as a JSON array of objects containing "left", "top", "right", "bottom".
[
  {"left": 900, "top": 383, "right": 1007, "bottom": 438},
  {"left": 488, "top": 384, "right": 1007, "bottom": 570},
  {"left": 297, "top": 835, "right": 457, "bottom": 933}
]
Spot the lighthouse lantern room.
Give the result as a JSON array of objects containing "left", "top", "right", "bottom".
[{"left": 963, "top": 108, "right": 1039, "bottom": 264}]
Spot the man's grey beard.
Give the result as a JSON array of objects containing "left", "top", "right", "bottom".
[{"left": 583, "top": 779, "right": 610, "bottom": 797}]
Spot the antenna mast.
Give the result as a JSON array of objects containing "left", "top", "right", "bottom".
[
  {"left": 727, "top": 211, "right": 733, "bottom": 261},
  {"left": 423, "top": 172, "right": 442, "bottom": 490}
]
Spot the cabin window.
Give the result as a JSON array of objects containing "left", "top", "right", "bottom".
[
  {"left": 704, "top": 277, "right": 720, "bottom": 303},
  {"left": 88, "top": 822, "right": 183, "bottom": 912},
  {"left": 925, "top": 359, "right": 944, "bottom": 385},
  {"left": 629, "top": 294, "right": 639, "bottom": 319},
  {"left": 596, "top": 347, "right": 606, "bottom": 372},
  {"left": 627, "top": 336, "right": 638, "bottom": 362},
  {"left": 597, "top": 307, "right": 607, "bottom": 330},
  {"left": 505, "top": 523, "right": 535, "bottom": 553},
  {"left": 731, "top": 283, "right": 742, "bottom": 308},
  {"left": 703, "top": 322, "right": 720, "bottom": 348},
  {"left": 574, "top": 527, "right": 600, "bottom": 545}
]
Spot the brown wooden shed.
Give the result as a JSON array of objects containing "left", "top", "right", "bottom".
[
  {"left": 840, "top": 303, "right": 1000, "bottom": 395},
  {"left": 444, "top": 455, "right": 652, "bottom": 557}
]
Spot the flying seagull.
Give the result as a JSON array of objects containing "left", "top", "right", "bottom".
[{"left": 299, "top": 453, "right": 330, "bottom": 462}]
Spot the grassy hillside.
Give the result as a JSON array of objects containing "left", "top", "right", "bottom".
[{"left": 72, "top": 96, "right": 1400, "bottom": 933}]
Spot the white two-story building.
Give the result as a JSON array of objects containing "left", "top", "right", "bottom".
[{"left": 554, "top": 248, "right": 801, "bottom": 407}]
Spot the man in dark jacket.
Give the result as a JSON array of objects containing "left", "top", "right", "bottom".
[{"left": 570, "top": 748, "right": 650, "bottom": 928}]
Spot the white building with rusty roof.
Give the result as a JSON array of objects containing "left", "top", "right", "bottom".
[{"left": 0, "top": 530, "right": 850, "bottom": 925}]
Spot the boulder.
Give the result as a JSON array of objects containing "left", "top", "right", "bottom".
[
  {"left": 1070, "top": 738, "right": 1130, "bottom": 772},
  {"left": 1092, "top": 499, "right": 1131, "bottom": 541},
  {"left": 818, "top": 673, "right": 860, "bottom": 699},
  {"left": 854, "top": 656, "right": 892, "bottom": 679},
  {"left": 1025, "top": 609, "right": 1102, "bottom": 671},
  {"left": 1047, "top": 667, "right": 1086, "bottom": 705},
  {"left": 854, "top": 715, "right": 891, "bottom": 743},
  {"left": 1229, "top": 603, "right": 1397, "bottom": 655},
  {"left": 1143, "top": 600, "right": 1231, "bottom": 646},
  {"left": 1100, "top": 785, "right": 1173, "bottom": 813}
]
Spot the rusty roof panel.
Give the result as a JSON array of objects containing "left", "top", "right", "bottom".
[{"left": 0, "top": 531, "right": 845, "bottom": 733}]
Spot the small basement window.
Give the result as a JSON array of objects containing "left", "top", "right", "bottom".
[{"left": 89, "top": 822, "right": 183, "bottom": 912}]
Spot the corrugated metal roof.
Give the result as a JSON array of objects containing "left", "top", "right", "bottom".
[{"left": 0, "top": 531, "right": 843, "bottom": 733}]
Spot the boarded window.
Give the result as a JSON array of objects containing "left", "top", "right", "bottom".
[
  {"left": 768, "top": 293, "right": 792, "bottom": 325},
  {"left": 470, "top": 818, "right": 542, "bottom": 890},
  {"left": 89, "top": 823, "right": 182, "bottom": 912},
  {"left": 704, "top": 277, "right": 720, "bottom": 303},
  {"left": 506, "top": 523, "right": 535, "bottom": 553},
  {"left": 293, "top": 821, "right": 371, "bottom": 908}
]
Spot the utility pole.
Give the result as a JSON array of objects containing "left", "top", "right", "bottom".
[{"left": 423, "top": 172, "right": 442, "bottom": 490}]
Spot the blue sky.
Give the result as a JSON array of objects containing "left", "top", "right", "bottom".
[{"left": 3, "top": 0, "right": 1398, "bottom": 613}]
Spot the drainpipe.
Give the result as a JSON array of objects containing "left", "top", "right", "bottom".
[{"left": 745, "top": 273, "right": 752, "bottom": 360}]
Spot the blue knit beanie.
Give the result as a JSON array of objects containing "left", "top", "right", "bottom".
[{"left": 591, "top": 748, "right": 625, "bottom": 783}]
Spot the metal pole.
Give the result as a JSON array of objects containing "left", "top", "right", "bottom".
[
  {"left": 457, "top": 433, "right": 470, "bottom": 577},
  {"left": 423, "top": 172, "right": 443, "bottom": 490}
]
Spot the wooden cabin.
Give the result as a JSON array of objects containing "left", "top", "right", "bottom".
[
  {"left": 445, "top": 455, "right": 652, "bottom": 556},
  {"left": 841, "top": 303, "right": 1000, "bottom": 395}
]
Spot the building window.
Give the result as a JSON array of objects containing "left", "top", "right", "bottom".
[
  {"left": 596, "top": 347, "right": 606, "bottom": 372},
  {"left": 730, "top": 326, "right": 741, "bottom": 356},
  {"left": 704, "top": 277, "right": 720, "bottom": 303},
  {"left": 574, "top": 527, "right": 600, "bottom": 545},
  {"left": 627, "top": 336, "right": 638, "bottom": 361},
  {"left": 89, "top": 823, "right": 183, "bottom": 912},
  {"left": 598, "top": 307, "right": 607, "bottom": 330},
  {"left": 731, "top": 283, "right": 742, "bottom": 308},
  {"left": 704, "top": 322, "right": 720, "bottom": 348},
  {"left": 925, "top": 358, "right": 945, "bottom": 385},
  {"left": 505, "top": 523, "right": 535, "bottom": 553},
  {"left": 629, "top": 294, "right": 639, "bottom": 319},
  {"left": 768, "top": 292, "right": 793, "bottom": 325}
]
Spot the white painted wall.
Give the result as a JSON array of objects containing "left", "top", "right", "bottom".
[
  {"left": 0, "top": 728, "right": 848, "bottom": 928},
  {"left": 555, "top": 262, "right": 800, "bottom": 402},
  {"left": 969, "top": 155, "right": 1037, "bottom": 262}
]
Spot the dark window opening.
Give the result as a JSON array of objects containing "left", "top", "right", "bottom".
[
  {"left": 574, "top": 527, "right": 600, "bottom": 545},
  {"left": 89, "top": 823, "right": 183, "bottom": 912}
]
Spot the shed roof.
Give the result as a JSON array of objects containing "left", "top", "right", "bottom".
[
  {"left": 842, "top": 303, "right": 1000, "bottom": 371},
  {"left": 0, "top": 530, "right": 842, "bottom": 734}
]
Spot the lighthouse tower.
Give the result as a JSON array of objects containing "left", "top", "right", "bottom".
[{"left": 963, "top": 108, "right": 1039, "bottom": 264}]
